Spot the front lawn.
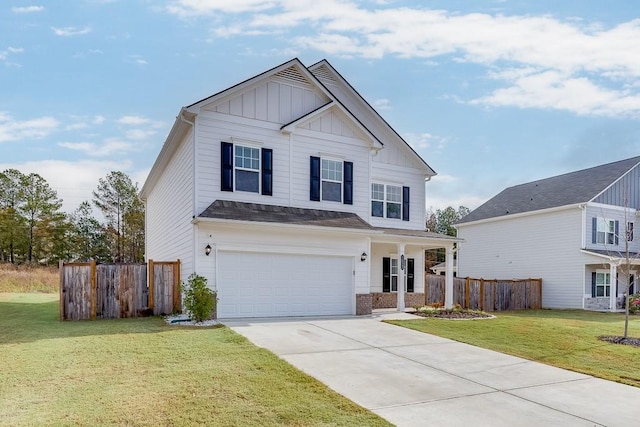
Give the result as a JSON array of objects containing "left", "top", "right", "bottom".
[
  {"left": 0, "top": 293, "right": 390, "bottom": 427},
  {"left": 387, "top": 309, "right": 640, "bottom": 387}
]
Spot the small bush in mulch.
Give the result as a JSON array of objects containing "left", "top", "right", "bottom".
[
  {"left": 598, "top": 336, "right": 640, "bottom": 347},
  {"left": 413, "top": 304, "right": 494, "bottom": 320}
]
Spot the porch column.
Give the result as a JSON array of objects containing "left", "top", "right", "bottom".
[
  {"left": 397, "top": 243, "right": 406, "bottom": 312},
  {"left": 445, "top": 245, "right": 454, "bottom": 309},
  {"left": 609, "top": 263, "right": 618, "bottom": 312}
]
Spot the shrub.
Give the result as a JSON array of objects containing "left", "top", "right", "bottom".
[
  {"left": 629, "top": 293, "right": 640, "bottom": 314},
  {"left": 181, "top": 273, "right": 217, "bottom": 322}
]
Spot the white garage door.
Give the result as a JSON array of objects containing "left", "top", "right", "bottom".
[{"left": 217, "top": 252, "right": 353, "bottom": 318}]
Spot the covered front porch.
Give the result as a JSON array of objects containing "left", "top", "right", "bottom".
[
  {"left": 357, "top": 228, "right": 459, "bottom": 314},
  {"left": 582, "top": 249, "right": 640, "bottom": 312}
]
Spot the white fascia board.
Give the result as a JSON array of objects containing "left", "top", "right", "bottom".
[
  {"left": 192, "top": 216, "right": 381, "bottom": 236},
  {"left": 455, "top": 203, "right": 584, "bottom": 228},
  {"left": 280, "top": 101, "right": 334, "bottom": 133},
  {"left": 587, "top": 201, "right": 638, "bottom": 213}
]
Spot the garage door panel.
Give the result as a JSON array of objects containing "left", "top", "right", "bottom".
[{"left": 217, "top": 252, "right": 353, "bottom": 318}]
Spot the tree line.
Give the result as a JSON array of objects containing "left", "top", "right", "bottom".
[{"left": 0, "top": 170, "right": 144, "bottom": 265}]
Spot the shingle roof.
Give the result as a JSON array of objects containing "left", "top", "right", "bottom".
[
  {"left": 458, "top": 156, "right": 640, "bottom": 224},
  {"left": 198, "top": 200, "right": 373, "bottom": 230}
]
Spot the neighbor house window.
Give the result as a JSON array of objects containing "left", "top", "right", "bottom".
[
  {"left": 628, "top": 222, "right": 634, "bottom": 242},
  {"left": 371, "top": 183, "right": 402, "bottom": 219},
  {"left": 234, "top": 145, "right": 260, "bottom": 193},
  {"left": 595, "top": 271, "right": 611, "bottom": 297},
  {"left": 596, "top": 218, "right": 616, "bottom": 245},
  {"left": 321, "top": 158, "right": 343, "bottom": 202}
]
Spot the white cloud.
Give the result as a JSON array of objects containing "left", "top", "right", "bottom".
[
  {"left": 125, "top": 129, "right": 156, "bottom": 140},
  {"left": 167, "top": 0, "right": 277, "bottom": 17},
  {"left": 12, "top": 5, "right": 44, "bottom": 13},
  {"left": 372, "top": 98, "right": 391, "bottom": 110},
  {"left": 117, "top": 115, "right": 150, "bottom": 125},
  {"left": 127, "top": 54, "right": 148, "bottom": 65},
  {"left": 164, "top": 1, "right": 640, "bottom": 118},
  {"left": 0, "top": 113, "right": 59, "bottom": 142},
  {"left": 0, "top": 46, "right": 24, "bottom": 65},
  {"left": 58, "top": 138, "right": 139, "bottom": 157},
  {"left": 51, "top": 26, "right": 92, "bottom": 37},
  {"left": 0, "top": 159, "right": 137, "bottom": 213},
  {"left": 404, "top": 132, "right": 449, "bottom": 152}
]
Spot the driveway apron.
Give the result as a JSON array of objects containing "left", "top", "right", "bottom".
[{"left": 225, "top": 312, "right": 640, "bottom": 427}]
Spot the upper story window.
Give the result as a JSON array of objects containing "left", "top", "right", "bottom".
[
  {"left": 310, "top": 156, "right": 352, "bottom": 205},
  {"left": 628, "top": 222, "right": 634, "bottom": 241},
  {"left": 371, "top": 183, "right": 402, "bottom": 219},
  {"left": 234, "top": 145, "right": 260, "bottom": 193},
  {"left": 221, "top": 141, "right": 272, "bottom": 196},
  {"left": 321, "top": 158, "right": 343, "bottom": 202},
  {"left": 596, "top": 217, "right": 616, "bottom": 245}
]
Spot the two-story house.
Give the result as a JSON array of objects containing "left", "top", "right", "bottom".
[
  {"left": 455, "top": 156, "right": 640, "bottom": 311},
  {"left": 140, "top": 58, "right": 458, "bottom": 319}
]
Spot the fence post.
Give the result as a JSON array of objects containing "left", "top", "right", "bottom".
[
  {"left": 538, "top": 278, "right": 542, "bottom": 309},
  {"left": 465, "top": 277, "right": 470, "bottom": 309},
  {"left": 172, "top": 259, "right": 181, "bottom": 313},
  {"left": 479, "top": 279, "right": 484, "bottom": 311},
  {"left": 59, "top": 260, "right": 65, "bottom": 321},
  {"left": 148, "top": 259, "right": 154, "bottom": 311},
  {"left": 90, "top": 260, "right": 97, "bottom": 319}
]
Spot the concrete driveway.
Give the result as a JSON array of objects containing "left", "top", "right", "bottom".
[{"left": 225, "top": 312, "right": 640, "bottom": 427}]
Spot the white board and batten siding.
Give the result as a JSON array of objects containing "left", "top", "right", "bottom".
[
  {"left": 145, "top": 128, "right": 195, "bottom": 284},
  {"left": 457, "top": 207, "right": 586, "bottom": 308}
]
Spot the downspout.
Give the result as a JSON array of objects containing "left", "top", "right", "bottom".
[{"left": 579, "top": 203, "right": 586, "bottom": 309}]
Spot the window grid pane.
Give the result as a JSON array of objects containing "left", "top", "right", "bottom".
[
  {"left": 386, "top": 185, "right": 402, "bottom": 203},
  {"left": 235, "top": 145, "right": 259, "bottom": 171},
  {"left": 371, "top": 183, "right": 384, "bottom": 201},
  {"left": 322, "top": 159, "right": 342, "bottom": 182}
]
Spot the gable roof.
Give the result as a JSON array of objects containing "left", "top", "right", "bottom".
[
  {"left": 457, "top": 156, "right": 640, "bottom": 225},
  {"left": 141, "top": 58, "right": 434, "bottom": 199},
  {"left": 308, "top": 59, "right": 436, "bottom": 176}
]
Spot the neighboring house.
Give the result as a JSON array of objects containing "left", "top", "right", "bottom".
[
  {"left": 430, "top": 260, "right": 457, "bottom": 276},
  {"left": 140, "top": 58, "right": 458, "bottom": 319},
  {"left": 455, "top": 156, "right": 640, "bottom": 311}
]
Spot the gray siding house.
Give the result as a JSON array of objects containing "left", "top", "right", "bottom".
[{"left": 456, "top": 156, "right": 640, "bottom": 311}]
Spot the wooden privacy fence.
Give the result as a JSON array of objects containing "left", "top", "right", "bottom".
[
  {"left": 59, "top": 259, "right": 180, "bottom": 320},
  {"left": 425, "top": 274, "right": 542, "bottom": 311}
]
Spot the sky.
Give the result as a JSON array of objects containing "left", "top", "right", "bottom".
[{"left": 1, "top": 0, "right": 640, "bottom": 217}]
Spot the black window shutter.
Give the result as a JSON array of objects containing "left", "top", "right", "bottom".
[
  {"left": 382, "top": 257, "right": 391, "bottom": 293},
  {"left": 343, "top": 161, "right": 353, "bottom": 205},
  {"left": 310, "top": 156, "right": 320, "bottom": 201},
  {"left": 261, "top": 148, "right": 273, "bottom": 196},
  {"left": 630, "top": 222, "right": 634, "bottom": 242},
  {"left": 591, "top": 272, "right": 596, "bottom": 297},
  {"left": 591, "top": 217, "right": 597, "bottom": 244},
  {"left": 407, "top": 258, "right": 414, "bottom": 293},
  {"left": 221, "top": 142, "right": 233, "bottom": 192},
  {"left": 402, "top": 186, "right": 410, "bottom": 221},
  {"left": 615, "top": 220, "right": 619, "bottom": 245}
]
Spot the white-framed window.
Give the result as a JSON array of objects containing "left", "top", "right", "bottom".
[
  {"left": 595, "top": 271, "right": 611, "bottom": 297},
  {"left": 596, "top": 218, "right": 615, "bottom": 245},
  {"left": 321, "top": 158, "right": 343, "bottom": 202},
  {"left": 371, "top": 183, "right": 402, "bottom": 219},
  {"left": 391, "top": 258, "right": 398, "bottom": 292},
  {"left": 234, "top": 145, "right": 260, "bottom": 193}
]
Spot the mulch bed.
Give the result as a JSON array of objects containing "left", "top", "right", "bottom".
[
  {"left": 598, "top": 336, "right": 640, "bottom": 347},
  {"left": 412, "top": 310, "right": 494, "bottom": 320}
]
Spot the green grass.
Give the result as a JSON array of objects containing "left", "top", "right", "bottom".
[
  {"left": 388, "top": 309, "right": 640, "bottom": 387},
  {"left": 0, "top": 293, "right": 391, "bottom": 427}
]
